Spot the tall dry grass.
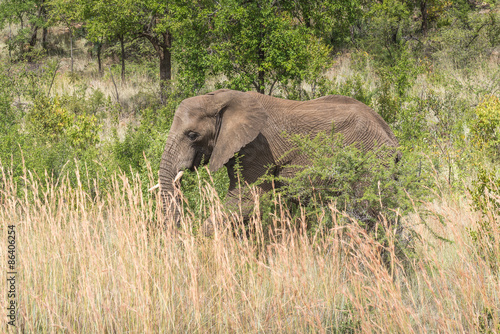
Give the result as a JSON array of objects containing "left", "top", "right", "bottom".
[{"left": 1, "top": 165, "right": 499, "bottom": 333}]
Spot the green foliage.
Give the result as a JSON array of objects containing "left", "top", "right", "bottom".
[
  {"left": 9, "top": 60, "right": 59, "bottom": 101},
  {"left": 0, "top": 66, "right": 15, "bottom": 132},
  {"left": 375, "top": 76, "right": 400, "bottom": 125},
  {"left": 0, "top": 63, "right": 20, "bottom": 180},
  {"left": 111, "top": 124, "right": 153, "bottom": 174},
  {"left": 280, "top": 0, "right": 362, "bottom": 48},
  {"left": 0, "top": 56, "right": 119, "bottom": 195},
  {"left": 170, "top": 1, "right": 213, "bottom": 92},
  {"left": 210, "top": 0, "right": 332, "bottom": 94},
  {"left": 27, "top": 96, "right": 72, "bottom": 139},
  {"left": 329, "top": 73, "right": 375, "bottom": 107},
  {"left": 378, "top": 46, "right": 424, "bottom": 99},
  {"left": 47, "top": 0, "right": 83, "bottom": 31},
  {"left": 260, "top": 132, "right": 431, "bottom": 231},
  {"left": 469, "top": 95, "right": 500, "bottom": 156},
  {"left": 363, "top": 0, "right": 415, "bottom": 64},
  {"left": 432, "top": 6, "right": 500, "bottom": 67},
  {"left": 27, "top": 95, "right": 103, "bottom": 149},
  {"left": 0, "top": 0, "right": 48, "bottom": 59},
  {"left": 179, "top": 166, "right": 230, "bottom": 222},
  {"left": 21, "top": 95, "right": 103, "bottom": 183},
  {"left": 468, "top": 167, "right": 500, "bottom": 271},
  {"left": 477, "top": 307, "right": 500, "bottom": 334},
  {"left": 67, "top": 114, "right": 101, "bottom": 152},
  {"left": 82, "top": 0, "right": 138, "bottom": 42}
]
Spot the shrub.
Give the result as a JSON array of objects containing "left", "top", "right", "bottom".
[
  {"left": 259, "top": 132, "right": 432, "bottom": 232},
  {"left": 329, "top": 74, "right": 375, "bottom": 108},
  {"left": 432, "top": 8, "right": 500, "bottom": 68},
  {"left": 27, "top": 96, "right": 102, "bottom": 150},
  {"left": 469, "top": 95, "right": 500, "bottom": 156},
  {"left": 66, "top": 114, "right": 101, "bottom": 154},
  {"left": 27, "top": 96, "right": 72, "bottom": 140},
  {"left": 17, "top": 95, "right": 104, "bottom": 193},
  {"left": 468, "top": 167, "right": 500, "bottom": 271}
]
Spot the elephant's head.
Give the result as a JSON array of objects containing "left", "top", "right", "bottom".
[{"left": 159, "top": 89, "right": 268, "bottom": 223}]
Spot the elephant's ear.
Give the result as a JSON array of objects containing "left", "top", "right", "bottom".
[{"left": 208, "top": 90, "right": 268, "bottom": 172}]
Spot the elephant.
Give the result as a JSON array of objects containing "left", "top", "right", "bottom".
[{"left": 157, "top": 89, "right": 399, "bottom": 228}]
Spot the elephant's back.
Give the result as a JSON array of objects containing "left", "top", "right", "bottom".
[
  {"left": 314, "top": 95, "right": 398, "bottom": 147},
  {"left": 261, "top": 94, "right": 398, "bottom": 150}
]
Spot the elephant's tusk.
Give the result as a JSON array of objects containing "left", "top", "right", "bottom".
[
  {"left": 148, "top": 183, "right": 160, "bottom": 192},
  {"left": 149, "top": 171, "right": 183, "bottom": 192},
  {"left": 174, "top": 171, "right": 184, "bottom": 183}
]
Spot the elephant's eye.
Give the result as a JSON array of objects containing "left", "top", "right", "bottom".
[{"left": 186, "top": 131, "right": 200, "bottom": 141}]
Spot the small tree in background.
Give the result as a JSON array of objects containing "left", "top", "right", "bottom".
[
  {"left": 281, "top": 0, "right": 362, "bottom": 48},
  {"left": 0, "top": 0, "right": 48, "bottom": 60},
  {"left": 81, "top": 0, "right": 138, "bottom": 81},
  {"left": 47, "top": 0, "right": 84, "bottom": 72},
  {"left": 209, "top": 0, "right": 333, "bottom": 95}
]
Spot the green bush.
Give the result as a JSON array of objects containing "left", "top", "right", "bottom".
[
  {"left": 329, "top": 73, "right": 375, "bottom": 108},
  {"left": 9, "top": 94, "right": 105, "bottom": 194},
  {"left": 259, "top": 132, "right": 432, "bottom": 232},
  {"left": 468, "top": 167, "right": 500, "bottom": 271},
  {"left": 469, "top": 95, "right": 500, "bottom": 156},
  {"left": 432, "top": 8, "right": 500, "bottom": 68},
  {"left": 27, "top": 96, "right": 72, "bottom": 140},
  {"left": 27, "top": 96, "right": 102, "bottom": 150}
]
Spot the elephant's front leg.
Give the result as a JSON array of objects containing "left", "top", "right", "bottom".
[
  {"left": 201, "top": 188, "right": 261, "bottom": 236},
  {"left": 225, "top": 155, "right": 275, "bottom": 219},
  {"left": 202, "top": 157, "right": 272, "bottom": 235},
  {"left": 224, "top": 184, "right": 263, "bottom": 221}
]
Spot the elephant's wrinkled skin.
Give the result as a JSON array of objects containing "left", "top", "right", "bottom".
[{"left": 159, "top": 89, "right": 399, "bottom": 226}]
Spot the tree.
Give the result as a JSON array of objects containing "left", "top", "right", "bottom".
[
  {"left": 81, "top": 0, "right": 211, "bottom": 97},
  {"left": 0, "top": 0, "right": 48, "bottom": 60},
  {"left": 209, "top": 0, "right": 332, "bottom": 95},
  {"left": 83, "top": 0, "right": 138, "bottom": 81},
  {"left": 47, "top": 0, "right": 84, "bottom": 72},
  {"left": 169, "top": 1, "right": 213, "bottom": 92},
  {"left": 409, "top": 0, "right": 451, "bottom": 35},
  {"left": 281, "top": 0, "right": 362, "bottom": 47}
]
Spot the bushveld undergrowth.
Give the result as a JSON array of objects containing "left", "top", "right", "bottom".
[
  {"left": 1, "top": 165, "right": 499, "bottom": 333},
  {"left": 0, "top": 3, "right": 499, "bottom": 331}
]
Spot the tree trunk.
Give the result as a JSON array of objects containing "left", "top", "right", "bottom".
[
  {"left": 26, "top": 23, "right": 39, "bottom": 62},
  {"left": 41, "top": 3, "right": 48, "bottom": 50},
  {"left": 42, "top": 27, "right": 48, "bottom": 50},
  {"left": 256, "top": 32, "right": 265, "bottom": 94},
  {"left": 142, "top": 30, "right": 172, "bottom": 103},
  {"left": 421, "top": 0, "right": 429, "bottom": 35},
  {"left": 159, "top": 32, "right": 172, "bottom": 99},
  {"left": 97, "top": 42, "right": 102, "bottom": 76},
  {"left": 304, "top": 11, "right": 312, "bottom": 29},
  {"left": 29, "top": 25, "right": 38, "bottom": 49},
  {"left": 120, "top": 34, "right": 125, "bottom": 83},
  {"left": 26, "top": 0, "right": 44, "bottom": 61},
  {"left": 8, "top": 24, "right": 12, "bottom": 59},
  {"left": 256, "top": 70, "right": 265, "bottom": 94},
  {"left": 159, "top": 46, "right": 172, "bottom": 82},
  {"left": 70, "top": 30, "right": 73, "bottom": 73}
]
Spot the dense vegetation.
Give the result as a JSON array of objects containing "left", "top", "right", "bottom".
[{"left": 1, "top": 0, "right": 500, "bottom": 331}]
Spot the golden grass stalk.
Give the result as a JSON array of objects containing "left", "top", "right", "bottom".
[{"left": 0, "top": 165, "right": 499, "bottom": 333}]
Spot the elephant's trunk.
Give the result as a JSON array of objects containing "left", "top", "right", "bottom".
[{"left": 159, "top": 134, "right": 185, "bottom": 226}]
